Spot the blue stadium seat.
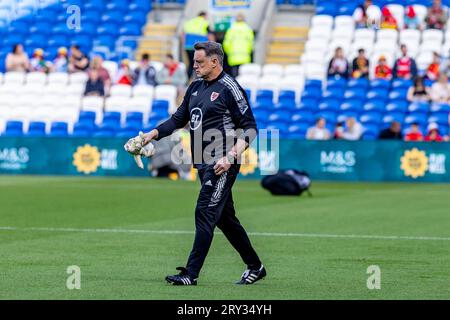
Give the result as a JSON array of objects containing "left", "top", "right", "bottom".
[
  {"left": 366, "top": 89, "right": 388, "bottom": 101},
  {"left": 301, "top": 88, "right": 321, "bottom": 101},
  {"left": 291, "top": 110, "right": 314, "bottom": 124},
  {"left": 72, "top": 123, "right": 93, "bottom": 137},
  {"left": 26, "top": 122, "right": 46, "bottom": 137},
  {"left": 106, "top": 0, "right": 128, "bottom": 12},
  {"left": 253, "top": 100, "right": 273, "bottom": 110},
  {"left": 83, "top": 0, "right": 105, "bottom": 12},
  {"left": 103, "top": 112, "right": 122, "bottom": 126},
  {"left": 79, "top": 111, "right": 97, "bottom": 123},
  {"left": 338, "top": 2, "right": 357, "bottom": 15},
  {"left": 126, "top": 112, "right": 144, "bottom": 126},
  {"left": 3, "top": 121, "right": 24, "bottom": 137},
  {"left": 362, "top": 124, "right": 380, "bottom": 140},
  {"left": 344, "top": 88, "right": 365, "bottom": 100},
  {"left": 389, "top": 89, "right": 408, "bottom": 102},
  {"left": 97, "top": 23, "right": 120, "bottom": 36},
  {"left": 102, "top": 11, "right": 125, "bottom": 25},
  {"left": 404, "top": 114, "right": 428, "bottom": 126},
  {"left": 287, "top": 123, "right": 309, "bottom": 139},
  {"left": 304, "top": 79, "right": 322, "bottom": 90},
  {"left": 326, "top": 78, "right": 347, "bottom": 90},
  {"left": 119, "top": 24, "right": 142, "bottom": 36},
  {"left": 130, "top": 0, "right": 152, "bottom": 11},
  {"left": 253, "top": 109, "right": 270, "bottom": 123},
  {"left": 316, "top": 3, "right": 337, "bottom": 16},
  {"left": 94, "top": 123, "right": 116, "bottom": 137},
  {"left": 80, "top": 11, "right": 102, "bottom": 24},
  {"left": 268, "top": 110, "right": 291, "bottom": 123},
  {"left": 359, "top": 112, "right": 382, "bottom": 125},
  {"left": 408, "top": 101, "right": 429, "bottom": 114},
  {"left": 428, "top": 112, "right": 449, "bottom": 126},
  {"left": 278, "top": 90, "right": 296, "bottom": 104},
  {"left": 385, "top": 101, "right": 408, "bottom": 113},
  {"left": 316, "top": 111, "right": 337, "bottom": 125},
  {"left": 296, "top": 99, "right": 318, "bottom": 112},
  {"left": 322, "top": 89, "right": 344, "bottom": 100},
  {"left": 318, "top": 99, "right": 340, "bottom": 112},
  {"left": 152, "top": 100, "right": 170, "bottom": 114},
  {"left": 383, "top": 113, "right": 406, "bottom": 127},
  {"left": 340, "top": 100, "right": 363, "bottom": 113},
  {"left": 363, "top": 100, "right": 384, "bottom": 113},
  {"left": 430, "top": 103, "right": 450, "bottom": 113},
  {"left": 370, "top": 79, "right": 391, "bottom": 90},
  {"left": 347, "top": 78, "right": 369, "bottom": 90},
  {"left": 25, "top": 34, "right": 47, "bottom": 49},
  {"left": 274, "top": 101, "right": 296, "bottom": 110},
  {"left": 50, "top": 122, "right": 69, "bottom": 137},
  {"left": 391, "top": 79, "right": 412, "bottom": 90},
  {"left": 256, "top": 90, "right": 274, "bottom": 103}
]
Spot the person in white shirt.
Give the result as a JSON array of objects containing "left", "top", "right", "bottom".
[
  {"left": 339, "top": 117, "right": 364, "bottom": 141},
  {"left": 430, "top": 73, "right": 450, "bottom": 103},
  {"left": 306, "top": 118, "right": 331, "bottom": 140}
]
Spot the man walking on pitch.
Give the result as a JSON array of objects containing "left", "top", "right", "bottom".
[{"left": 139, "top": 42, "right": 265, "bottom": 286}]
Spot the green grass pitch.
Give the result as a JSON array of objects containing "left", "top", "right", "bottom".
[{"left": 0, "top": 176, "right": 449, "bottom": 300}]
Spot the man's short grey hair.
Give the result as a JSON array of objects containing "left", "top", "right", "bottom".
[{"left": 194, "top": 41, "right": 224, "bottom": 66}]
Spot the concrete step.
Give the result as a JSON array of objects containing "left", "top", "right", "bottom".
[
  {"left": 270, "top": 42, "right": 304, "bottom": 50},
  {"left": 267, "top": 50, "right": 303, "bottom": 58},
  {"left": 266, "top": 56, "right": 300, "bottom": 64}
]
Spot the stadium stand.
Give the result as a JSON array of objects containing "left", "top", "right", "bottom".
[
  {"left": 0, "top": 0, "right": 449, "bottom": 141},
  {"left": 0, "top": 0, "right": 183, "bottom": 138},
  {"left": 234, "top": 0, "right": 450, "bottom": 140}
]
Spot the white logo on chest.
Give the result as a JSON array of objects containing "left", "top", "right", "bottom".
[{"left": 190, "top": 107, "right": 203, "bottom": 130}]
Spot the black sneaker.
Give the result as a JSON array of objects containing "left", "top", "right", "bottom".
[
  {"left": 236, "top": 265, "right": 267, "bottom": 285},
  {"left": 165, "top": 267, "right": 197, "bottom": 286}
]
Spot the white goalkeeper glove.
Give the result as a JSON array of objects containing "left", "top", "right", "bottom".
[{"left": 124, "top": 131, "right": 155, "bottom": 169}]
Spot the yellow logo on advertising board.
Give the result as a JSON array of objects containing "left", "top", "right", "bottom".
[
  {"left": 73, "top": 144, "right": 101, "bottom": 174},
  {"left": 240, "top": 147, "right": 258, "bottom": 176},
  {"left": 400, "top": 148, "right": 429, "bottom": 179}
]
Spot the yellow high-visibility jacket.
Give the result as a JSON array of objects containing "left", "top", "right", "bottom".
[{"left": 223, "top": 21, "right": 254, "bottom": 66}]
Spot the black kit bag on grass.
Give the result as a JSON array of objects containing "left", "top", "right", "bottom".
[{"left": 261, "top": 169, "right": 312, "bottom": 196}]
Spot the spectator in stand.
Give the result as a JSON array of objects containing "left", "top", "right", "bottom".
[
  {"left": 52, "top": 47, "right": 68, "bottom": 72},
  {"left": 404, "top": 5, "right": 421, "bottom": 30},
  {"left": 156, "top": 54, "right": 188, "bottom": 91},
  {"left": 6, "top": 44, "right": 30, "bottom": 72},
  {"left": 30, "top": 48, "right": 51, "bottom": 73},
  {"left": 405, "top": 122, "right": 424, "bottom": 141},
  {"left": 425, "top": 0, "right": 447, "bottom": 30},
  {"left": 425, "top": 52, "right": 441, "bottom": 81},
  {"left": 115, "top": 59, "right": 134, "bottom": 86},
  {"left": 380, "top": 6, "right": 398, "bottom": 30},
  {"left": 407, "top": 76, "right": 431, "bottom": 102},
  {"left": 379, "top": 121, "right": 403, "bottom": 140},
  {"left": 374, "top": 55, "right": 392, "bottom": 80},
  {"left": 353, "top": 0, "right": 381, "bottom": 28},
  {"left": 393, "top": 44, "right": 418, "bottom": 79},
  {"left": 327, "top": 47, "right": 349, "bottom": 79},
  {"left": 84, "top": 69, "right": 105, "bottom": 97},
  {"left": 337, "top": 117, "right": 364, "bottom": 140},
  {"left": 352, "top": 48, "right": 369, "bottom": 79},
  {"left": 132, "top": 53, "right": 157, "bottom": 86},
  {"left": 425, "top": 122, "right": 444, "bottom": 142},
  {"left": 68, "top": 45, "right": 89, "bottom": 73},
  {"left": 90, "top": 56, "right": 111, "bottom": 94},
  {"left": 306, "top": 118, "right": 331, "bottom": 140},
  {"left": 430, "top": 73, "right": 450, "bottom": 103}
]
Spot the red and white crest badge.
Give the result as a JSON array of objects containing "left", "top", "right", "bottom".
[{"left": 210, "top": 92, "right": 220, "bottom": 102}]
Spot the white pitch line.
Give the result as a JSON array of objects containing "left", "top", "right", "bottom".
[{"left": 1, "top": 226, "right": 450, "bottom": 242}]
